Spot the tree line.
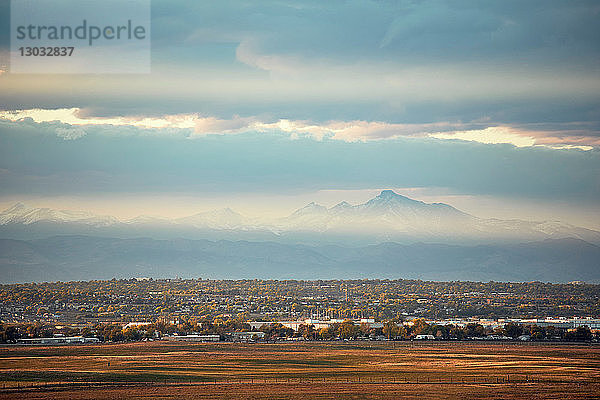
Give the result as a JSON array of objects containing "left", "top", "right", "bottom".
[{"left": 0, "top": 318, "right": 596, "bottom": 343}]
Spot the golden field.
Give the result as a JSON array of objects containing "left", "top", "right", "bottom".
[{"left": 0, "top": 341, "right": 598, "bottom": 399}]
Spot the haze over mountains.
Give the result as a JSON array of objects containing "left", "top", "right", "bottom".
[
  {"left": 0, "top": 236, "right": 598, "bottom": 284},
  {"left": 1, "top": 190, "right": 599, "bottom": 245},
  {"left": 1, "top": 191, "right": 598, "bottom": 283}
]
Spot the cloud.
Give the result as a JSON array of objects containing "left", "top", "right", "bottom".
[
  {"left": 1, "top": 121, "right": 598, "bottom": 204},
  {"left": 528, "top": 130, "right": 600, "bottom": 149},
  {"left": 0, "top": 108, "right": 197, "bottom": 130},
  {"left": 1, "top": 1, "right": 598, "bottom": 127},
  {"left": 235, "top": 38, "right": 303, "bottom": 76},
  {"left": 256, "top": 120, "right": 461, "bottom": 142},
  {"left": 430, "top": 127, "right": 536, "bottom": 147},
  {"left": 546, "top": 144, "right": 594, "bottom": 151},
  {"left": 1, "top": 108, "right": 598, "bottom": 149},
  {"left": 431, "top": 125, "right": 600, "bottom": 150},
  {"left": 194, "top": 116, "right": 258, "bottom": 135}
]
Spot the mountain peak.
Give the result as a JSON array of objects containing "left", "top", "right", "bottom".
[
  {"left": 185, "top": 207, "right": 243, "bottom": 218},
  {"left": 358, "top": 190, "right": 469, "bottom": 219},
  {"left": 368, "top": 190, "right": 422, "bottom": 206},
  {"left": 379, "top": 189, "right": 399, "bottom": 198},
  {"left": 289, "top": 202, "right": 328, "bottom": 218},
  {"left": 176, "top": 207, "right": 247, "bottom": 229},
  {"left": 376, "top": 190, "right": 415, "bottom": 201},
  {"left": 0, "top": 203, "right": 119, "bottom": 226},
  {"left": 2, "top": 202, "right": 29, "bottom": 214},
  {"left": 331, "top": 201, "right": 352, "bottom": 209}
]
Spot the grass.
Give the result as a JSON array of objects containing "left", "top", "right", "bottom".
[{"left": 0, "top": 341, "right": 598, "bottom": 398}]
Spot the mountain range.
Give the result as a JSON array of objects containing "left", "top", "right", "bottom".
[
  {"left": 1, "top": 236, "right": 598, "bottom": 283},
  {"left": 1, "top": 190, "right": 599, "bottom": 246}
]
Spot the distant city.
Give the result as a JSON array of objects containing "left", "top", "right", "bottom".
[{"left": 2, "top": 279, "right": 598, "bottom": 344}]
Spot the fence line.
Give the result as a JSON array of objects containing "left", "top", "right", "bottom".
[{"left": 2, "top": 375, "right": 596, "bottom": 393}]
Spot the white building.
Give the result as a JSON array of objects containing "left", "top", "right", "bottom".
[
  {"left": 251, "top": 319, "right": 382, "bottom": 332},
  {"left": 228, "top": 331, "right": 266, "bottom": 341},
  {"left": 166, "top": 334, "right": 221, "bottom": 342},
  {"left": 414, "top": 334, "right": 436, "bottom": 340},
  {"left": 17, "top": 336, "right": 100, "bottom": 345}
]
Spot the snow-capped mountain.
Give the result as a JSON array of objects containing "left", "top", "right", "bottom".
[
  {"left": 124, "top": 215, "right": 174, "bottom": 225},
  {"left": 0, "top": 202, "right": 119, "bottom": 227},
  {"left": 175, "top": 208, "right": 249, "bottom": 229},
  {"left": 279, "top": 190, "right": 474, "bottom": 234},
  {"left": 278, "top": 190, "right": 600, "bottom": 243},
  {"left": 1, "top": 191, "right": 599, "bottom": 245},
  {"left": 282, "top": 202, "right": 331, "bottom": 231}
]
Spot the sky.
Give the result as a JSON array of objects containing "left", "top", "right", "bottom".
[{"left": 0, "top": 0, "right": 599, "bottom": 228}]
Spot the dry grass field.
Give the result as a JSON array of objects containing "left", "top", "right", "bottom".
[{"left": 0, "top": 341, "right": 598, "bottom": 399}]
